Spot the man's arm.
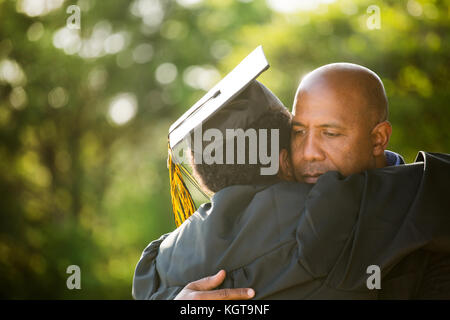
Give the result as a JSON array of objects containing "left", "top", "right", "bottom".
[
  {"left": 133, "top": 233, "right": 254, "bottom": 300},
  {"left": 415, "top": 252, "right": 450, "bottom": 299},
  {"left": 174, "top": 270, "right": 255, "bottom": 300}
]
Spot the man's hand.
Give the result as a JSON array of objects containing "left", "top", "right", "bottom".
[{"left": 174, "top": 270, "right": 255, "bottom": 300}]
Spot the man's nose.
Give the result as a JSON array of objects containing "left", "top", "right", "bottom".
[{"left": 301, "top": 133, "right": 325, "bottom": 162}]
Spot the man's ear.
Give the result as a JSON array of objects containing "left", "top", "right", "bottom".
[
  {"left": 278, "top": 148, "right": 295, "bottom": 181},
  {"left": 371, "top": 121, "right": 392, "bottom": 157}
]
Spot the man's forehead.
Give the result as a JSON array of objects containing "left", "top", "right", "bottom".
[
  {"left": 292, "top": 119, "right": 345, "bottom": 129},
  {"left": 292, "top": 80, "right": 368, "bottom": 125},
  {"left": 294, "top": 89, "right": 353, "bottom": 117}
]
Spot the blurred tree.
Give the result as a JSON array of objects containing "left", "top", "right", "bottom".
[{"left": 0, "top": 0, "right": 448, "bottom": 298}]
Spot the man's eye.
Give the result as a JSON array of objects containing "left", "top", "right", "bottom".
[
  {"left": 294, "top": 130, "right": 306, "bottom": 136},
  {"left": 324, "top": 131, "right": 341, "bottom": 137}
]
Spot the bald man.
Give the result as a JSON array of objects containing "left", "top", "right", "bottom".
[
  {"left": 137, "top": 63, "right": 450, "bottom": 300},
  {"left": 281, "top": 63, "right": 403, "bottom": 185}
]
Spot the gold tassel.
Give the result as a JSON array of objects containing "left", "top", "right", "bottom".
[{"left": 167, "top": 142, "right": 197, "bottom": 228}]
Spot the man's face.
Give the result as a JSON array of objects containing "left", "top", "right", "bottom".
[{"left": 290, "top": 84, "right": 376, "bottom": 184}]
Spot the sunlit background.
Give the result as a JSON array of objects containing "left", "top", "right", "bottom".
[{"left": 0, "top": 0, "right": 448, "bottom": 299}]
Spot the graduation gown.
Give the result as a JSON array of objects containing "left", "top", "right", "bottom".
[{"left": 132, "top": 151, "right": 450, "bottom": 299}]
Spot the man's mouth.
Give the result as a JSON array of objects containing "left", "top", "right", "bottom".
[{"left": 301, "top": 173, "right": 323, "bottom": 184}]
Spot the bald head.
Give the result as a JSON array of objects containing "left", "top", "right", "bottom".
[
  {"left": 286, "top": 63, "right": 393, "bottom": 184},
  {"left": 295, "top": 63, "right": 388, "bottom": 127}
]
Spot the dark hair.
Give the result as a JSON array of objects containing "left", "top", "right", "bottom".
[{"left": 190, "top": 106, "right": 292, "bottom": 193}]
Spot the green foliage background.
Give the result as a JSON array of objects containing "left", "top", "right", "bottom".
[{"left": 0, "top": 0, "right": 448, "bottom": 299}]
